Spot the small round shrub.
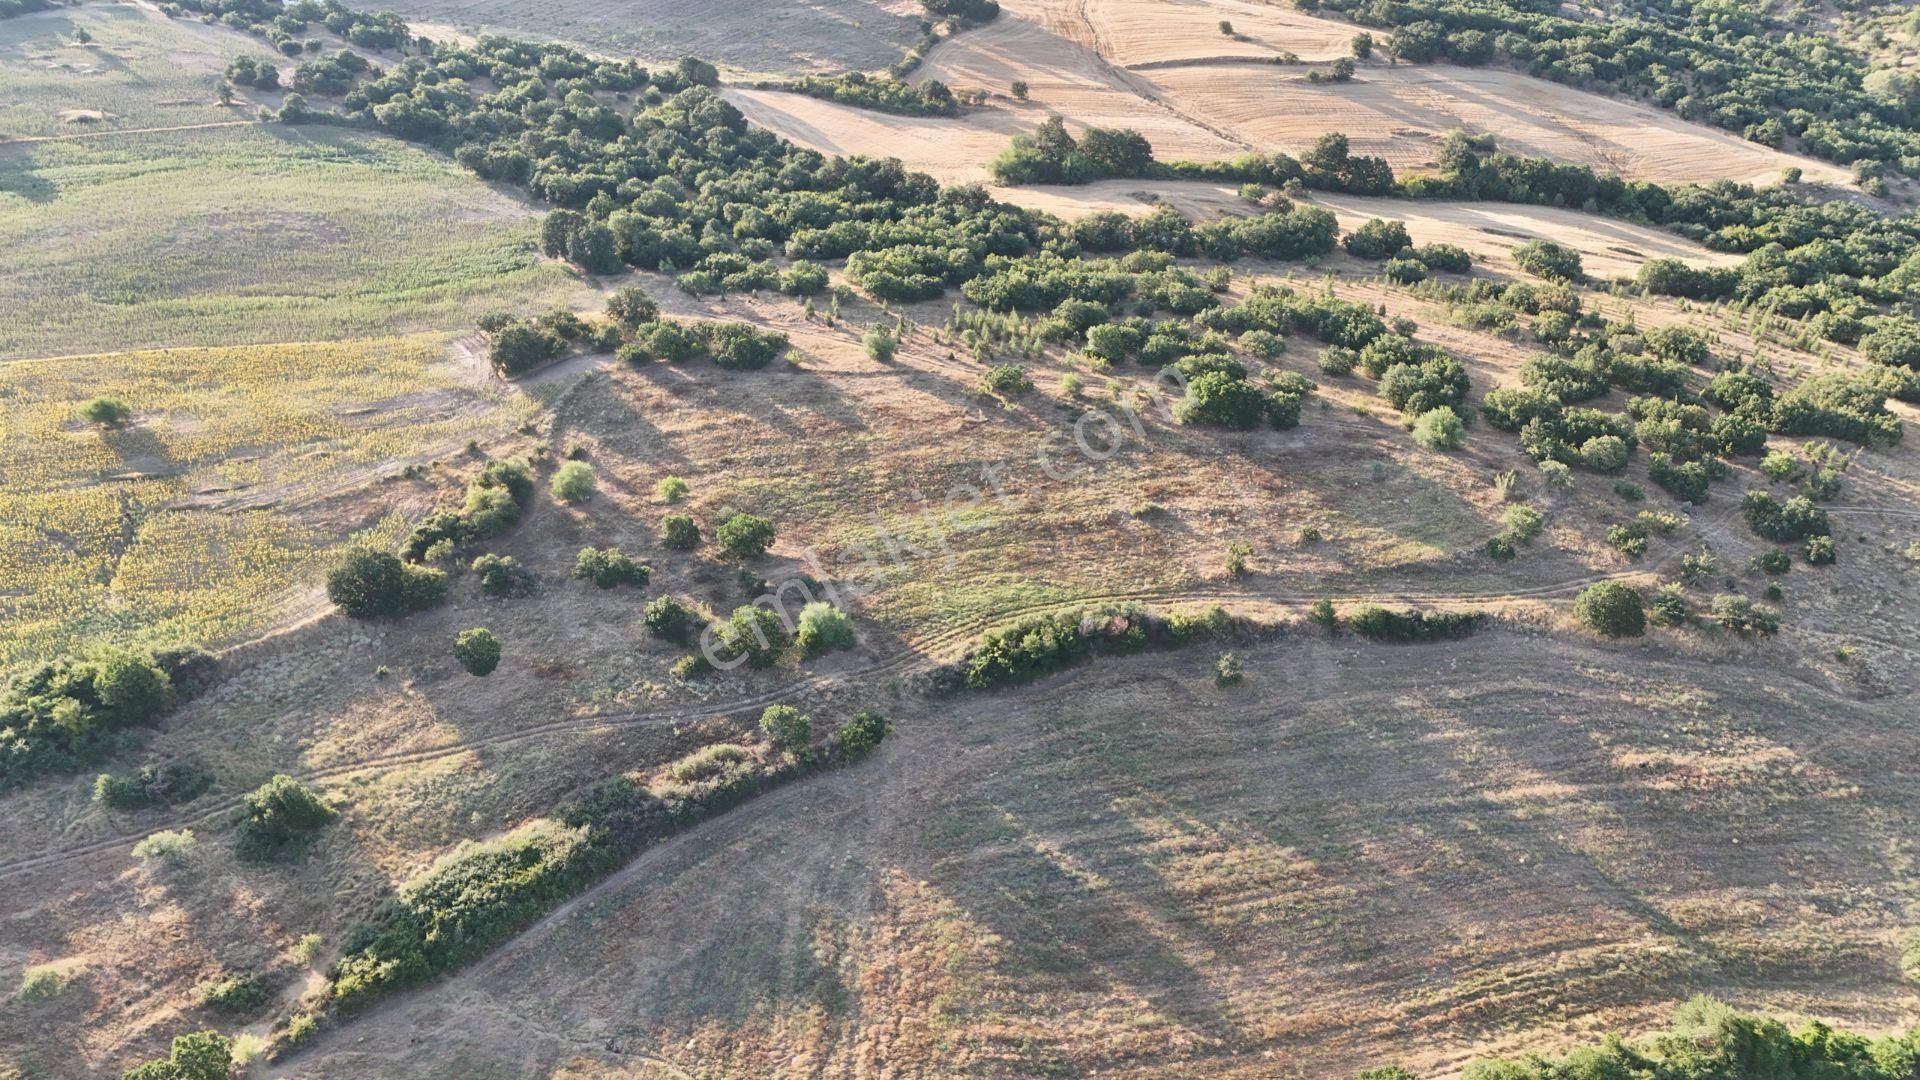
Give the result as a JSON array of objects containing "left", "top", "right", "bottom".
[
  {"left": 1381, "top": 257, "right": 1428, "bottom": 285},
  {"left": 1412, "top": 406, "right": 1465, "bottom": 450},
  {"left": 863, "top": 326, "right": 897, "bottom": 362},
  {"left": 1648, "top": 584, "right": 1691, "bottom": 627},
  {"left": 17, "top": 965, "right": 69, "bottom": 1002},
  {"left": 660, "top": 514, "right": 700, "bottom": 549},
  {"left": 759, "top": 704, "right": 812, "bottom": 749},
  {"left": 1580, "top": 435, "right": 1630, "bottom": 472},
  {"left": 655, "top": 475, "right": 690, "bottom": 503},
  {"left": 1214, "top": 651, "right": 1244, "bottom": 687},
  {"left": 573, "top": 546, "right": 649, "bottom": 588},
  {"left": 715, "top": 513, "right": 775, "bottom": 559},
  {"left": 453, "top": 628, "right": 501, "bottom": 676},
  {"left": 980, "top": 364, "right": 1033, "bottom": 395},
  {"left": 551, "top": 461, "right": 595, "bottom": 503},
  {"left": 1573, "top": 581, "right": 1645, "bottom": 638},
  {"left": 79, "top": 396, "right": 133, "bottom": 426},
  {"left": 834, "top": 709, "right": 891, "bottom": 757},
  {"left": 236, "top": 775, "right": 334, "bottom": 854},
  {"left": 795, "top": 601, "right": 856, "bottom": 655},
  {"left": 1241, "top": 329, "right": 1284, "bottom": 359},
  {"left": 131, "top": 829, "right": 197, "bottom": 863},
  {"left": 1318, "top": 346, "right": 1357, "bottom": 376},
  {"left": 644, "top": 595, "right": 698, "bottom": 644},
  {"left": 605, "top": 286, "right": 658, "bottom": 327},
  {"left": 1805, "top": 535, "right": 1836, "bottom": 565}
]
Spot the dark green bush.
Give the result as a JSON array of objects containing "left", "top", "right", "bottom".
[
  {"left": 325, "top": 548, "right": 447, "bottom": 619},
  {"left": 236, "top": 774, "right": 334, "bottom": 856},
  {"left": 573, "top": 547, "right": 650, "bottom": 588},
  {"left": 1573, "top": 582, "right": 1645, "bottom": 638},
  {"left": 452, "top": 628, "right": 501, "bottom": 676},
  {"left": 644, "top": 595, "right": 698, "bottom": 644},
  {"left": 714, "top": 513, "right": 776, "bottom": 559},
  {"left": 659, "top": 514, "right": 700, "bottom": 550},
  {"left": 1346, "top": 606, "right": 1483, "bottom": 642}
]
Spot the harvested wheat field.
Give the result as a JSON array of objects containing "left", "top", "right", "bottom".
[
  {"left": 912, "top": 9, "right": 1249, "bottom": 159},
  {"left": 356, "top": 0, "right": 924, "bottom": 74},
  {"left": 1139, "top": 61, "right": 1851, "bottom": 185},
  {"left": 1001, "top": 0, "right": 1363, "bottom": 65},
  {"left": 726, "top": 86, "right": 1034, "bottom": 184}
]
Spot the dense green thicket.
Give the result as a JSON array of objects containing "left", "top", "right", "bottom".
[
  {"left": 952, "top": 605, "right": 1251, "bottom": 690},
  {"left": 0, "top": 647, "right": 206, "bottom": 785},
  {"left": 1313, "top": 0, "right": 1920, "bottom": 176},
  {"left": 328, "top": 715, "right": 890, "bottom": 1009},
  {"left": 752, "top": 72, "right": 958, "bottom": 117},
  {"left": 1345, "top": 605, "right": 1483, "bottom": 642}
]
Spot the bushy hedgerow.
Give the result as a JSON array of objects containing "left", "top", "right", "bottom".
[
  {"left": 1345, "top": 606, "right": 1483, "bottom": 642},
  {"left": 1449, "top": 996, "right": 1920, "bottom": 1080},
  {"left": 326, "top": 548, "right": 448, "bottom": 618},
  {"left": 0, "top": 648, "right": 186, "bottom": 786},
  {"left": 757, "top": 72, "right": 958, "bottom": 116},
  {"left": 953, "top": 604, "right": 1249, "bottom": 690}
]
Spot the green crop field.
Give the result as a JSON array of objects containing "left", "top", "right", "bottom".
[
  {"left": 0, "top": 2, "right": 281, "bottom": 139},
  {"left": 0, "top": 123, "right": 598, "bottom": 359}
]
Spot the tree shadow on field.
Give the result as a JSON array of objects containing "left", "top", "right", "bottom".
[
  {"left": 101, "top": 422, "right": 178, "bottom": 477},
  {"left": 927, "top": 794, "right": 1247, "bottom": 1052},
  {"left": 0, "top": 153, "right": 57, "bottom": 203}
]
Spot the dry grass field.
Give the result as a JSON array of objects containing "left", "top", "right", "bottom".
[
  {"left": 355, "top": 0, "right": 925, "bottom": 74},
  {"left": 254, "top": 634, "right": 1920, "bottom": 1079},
  {"left": 1006, "top": 0, "right": 1364, "bottom": 65},
  {"left": 6, "top": 257, "right": 1920, "bottom": 1074},
  {"left": 6, "top": 0, "right": 1920, "bottom": 1077}
]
